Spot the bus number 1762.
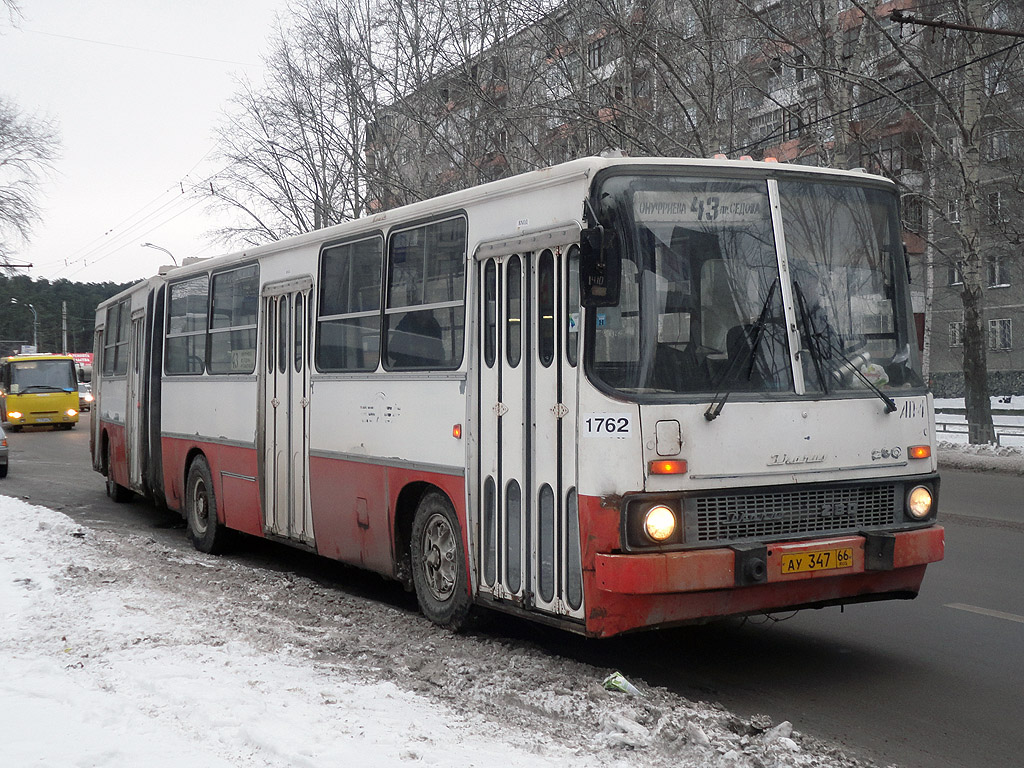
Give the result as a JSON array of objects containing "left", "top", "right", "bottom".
[{"left": 583, "top": 414, "right": 633, "bottom": 437}]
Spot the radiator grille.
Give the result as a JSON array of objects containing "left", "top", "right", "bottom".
[{"left": 692, "top": 484, "right": 899, "bottom": 544}]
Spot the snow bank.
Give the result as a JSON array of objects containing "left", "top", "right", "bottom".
[
  {"left": 0, "top": 497, "right": 870, "bottom": 768},
  {"left": 934, "top": 395, "right": 1024, "bottom": 472},
  {"left": 938, "top": 440, "right": 1024, "bottom": 475}
]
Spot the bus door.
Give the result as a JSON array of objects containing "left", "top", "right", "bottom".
[
  {"left": 261, "top": 278, "right": 314, "bottom": 547},
  {"left": 477, "top": 241, "right": 584, "bottom": 621},
  {"left": 126, "top": 312, "right": 145, "bottom": 489}
]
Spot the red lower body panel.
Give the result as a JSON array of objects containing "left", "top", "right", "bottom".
[
  {"left": 161, "top": 436, "right": 263, "bottom": 536},
  {"left": 157, "top": 436, "right": 468, "bottom": 584}
]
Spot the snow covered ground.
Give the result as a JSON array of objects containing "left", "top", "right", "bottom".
[{"left": 1, "top": 497, "right": 871, "bottom": 768}]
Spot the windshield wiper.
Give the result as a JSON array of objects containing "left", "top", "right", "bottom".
[
  {"left": 791, "top": 281, "right": 896, "bottom": 415},
  {"left": 792, "top": 281, "right": 830, "bottom": 393},
  {"left": 705, "top": 280, "right": 778, "bottom": 421}
]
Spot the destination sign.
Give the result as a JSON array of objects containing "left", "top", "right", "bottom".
[{"left": 633, "top": 190, "right": 768, "bottom": 224}]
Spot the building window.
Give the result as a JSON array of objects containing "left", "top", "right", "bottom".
[
  {"left": 985, "top": 61, "right": 1009, "bottom": 95},
  {"left": 947, "top": 262, "right": 963, "bottom": 286},
  {"left": 782, "top": 106, "right": 804, "bottom": 140},
  {"left": 987, "top": 192, "right": 1007, "bottom": 225},
  {"left": 988, "top": 318, "right": 1012, "bottom": 351},
  {"left": 949, "top": 320, "right": 963, "bottom": 347},
  {"left": 588, "top": 36, "right": 609, "bottom": 69},
  {"left": 986, "top": 131, "right": 1011, "bottom": 161},
  {"left": 987, "top": 255, "right": 1010, "bottom": 287},
  {"left": 902, "top": 196, "right": 924, "bottom": 232}
]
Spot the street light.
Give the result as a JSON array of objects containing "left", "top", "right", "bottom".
[
  {"left": 10, "top": 298, "right": 38, "bottom": 350},
  {"left": 141, "top": 242, "right": 178, "bottom": 266}
]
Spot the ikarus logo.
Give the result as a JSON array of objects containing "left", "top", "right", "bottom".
[{"left": 767, "top": 453, "right": 826, "bottom": 466}]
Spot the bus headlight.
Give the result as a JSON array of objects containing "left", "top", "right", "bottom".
[
  {"left": 66, "top": 409, "right": 78, "bottom": 418},
  {"left": 8, "top": 411, "right": 22, "bottom": 420},
  {"left": 907, "top": 486, "right": 933, "bottom": 520},
  {"left": 644, "top": 505, "right": 677, "bottom": 542}
]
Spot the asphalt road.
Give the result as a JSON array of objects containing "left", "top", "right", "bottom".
[
  {"left": 556, "top": 468, "right": 1024, "bottom": 768},
  {"left": 2, "top": 415, "right": 1021, "bottom": 768}
]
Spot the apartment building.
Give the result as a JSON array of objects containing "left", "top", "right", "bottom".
[{"left": 364, "top": 0, "right": 1023, "bottom": 395}]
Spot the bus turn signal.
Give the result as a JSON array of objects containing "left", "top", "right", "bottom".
[{"left": 649, "top": 460, "right": 687, "bottom": 475}]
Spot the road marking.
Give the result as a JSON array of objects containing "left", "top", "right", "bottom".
[{"left": 945, "top": 603, "right": 1024, "bottom": 625}]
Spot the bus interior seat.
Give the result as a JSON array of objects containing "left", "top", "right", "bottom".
[{"left": 388, "top": 311, "right": 445, "bottom": 368}]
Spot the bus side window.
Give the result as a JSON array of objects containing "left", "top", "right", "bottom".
[
  {"left": 567, "top": 245, "right": 580, "bottom": 367},
  {"left": 384, "top": 217, "right": 466, "bottom": 371},
  {"left": 507, "top": 255, "right": 522, "bottom": 367},
  {"left": 166, "top": 276, "right": 209, "bottom": 375},
  {"left": 317, "top": 235, "right": 383, "bottom": 373},
  {"left": 294, "top": 293, "right": 304, "bottom": 373},
  {"left": 538, "top": 250, "right": 555, "bottom": 367},
  {"left": 484, "top": 259, "right": 497, "bottom": 368}
]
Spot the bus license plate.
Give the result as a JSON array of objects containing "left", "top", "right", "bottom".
[
  {"left": 36, "top": 417, "right": 52, "bottom": 423},
  {"left": 781, "top": 547, "right": 854, "bottom": 574}
]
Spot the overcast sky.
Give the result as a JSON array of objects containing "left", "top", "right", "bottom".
[{"left": 2, "top": 0, "right": 288, "bottom": 285}]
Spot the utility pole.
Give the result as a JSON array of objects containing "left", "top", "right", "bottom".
[
  {"left": 892, "top": 10, "right": 1024, "bottom": 40},
  {"left": 62, "top": 301, "right": 68, "bottom": 354}
]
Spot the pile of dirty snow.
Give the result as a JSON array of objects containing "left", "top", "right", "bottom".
[
  {"left": 0, "top": 496, "right": 870, "bottom": 768},
  {"left": 938, "top": 440, "right": 1024, "bottom": 475}
]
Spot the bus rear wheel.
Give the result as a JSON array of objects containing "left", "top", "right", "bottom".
[
  {"left": 410, "top": 491, "right": 472, "bottom": 629},
  {"left": 105, "top": 443, "right": 132, "bottom": 503},
  {"left": 185, "top": 456, "right": 228, "bottom": 554}
]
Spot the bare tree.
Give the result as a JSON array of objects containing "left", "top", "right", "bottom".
[
  {"left": 847, "top": 0, "right": 1024, "bottom": 443},
  {"left": 3, "top": 0, "right": 21, "bottom": 22},
  {"left": 724, "top": 0, "right": 1023, "bottom": 442},
  {"left": 0, "top": 96, "right": 60, "bottom": 272},
  {"left": 206, "top": 1, "right": 370, "bottom": 244}
]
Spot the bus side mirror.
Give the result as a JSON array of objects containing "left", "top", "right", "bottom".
[{"left": 579, "top": 225, "right": 621, "bottom": 307}]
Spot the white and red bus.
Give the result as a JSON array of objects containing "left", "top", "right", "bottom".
[{"left": 92, "top": 157, "right": 943, "bottom": 637}]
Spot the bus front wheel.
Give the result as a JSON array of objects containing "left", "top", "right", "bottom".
[
  {"left": 185, "top": 456, "right": 228, "bottom": 554},
  {"left": 410, "top": 491, "right": 472, "bottom": 630}
]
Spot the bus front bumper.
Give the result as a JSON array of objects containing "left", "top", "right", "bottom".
[
  {"left": 596, "top": 526, "right": 944, "bottom": 594},
  {"left": 5, "top": 410, "right": 79, "bottom": 427},
  {"left": 587, "top": 527, "right": 943, "bottom": 636}
]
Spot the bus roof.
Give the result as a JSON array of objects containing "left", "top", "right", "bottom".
[{"left": 94, "top": 155, "right": 895, "bottom": 311}]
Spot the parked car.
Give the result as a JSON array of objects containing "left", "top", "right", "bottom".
[
  {"left": 78, "top": 382, "right": 94, "bottom": 412},
  {"left": 0, "top": 423, "right": 8, "bottom": 478}
]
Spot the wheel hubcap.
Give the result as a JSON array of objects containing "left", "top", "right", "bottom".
[
  {"left": 191, "top": 479, "right": 208, "bottom": 535},
  {"left": 421, "top": 512, "right": 456, "bottom": 602}
]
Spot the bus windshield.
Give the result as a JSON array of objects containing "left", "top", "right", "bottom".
[
  {"left": 780, "top": 179, "right": 924, "bottom": 393},
  {"left": 7, "top": 358, "right": 78, "bottom": 393},
  {"left": 587, "top": 173, "right": 923, "bottom": 399}
]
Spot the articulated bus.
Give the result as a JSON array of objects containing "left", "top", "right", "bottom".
[
  {"left": 1, "top": 354, "right": 81, "bottom": 430},
  {"left": 92, "top": 157, "right": 943, "bottom": 637}
]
